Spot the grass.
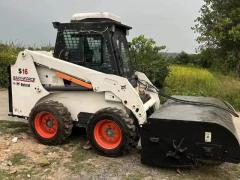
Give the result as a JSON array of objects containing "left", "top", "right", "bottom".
[
  {"left": 165, "top": 65, "right": 240, "bottom": 110},
  {"left": 0, "top": 169, "right": 8, "bottom": 180},
  {"left": 68, "top": 143, "right": 98, "bottom": 173},
  {"left": 182, "top": 164, "right": 240, "bottom": 180},
  {"left": 215, "top": 74, "right": 240, "bottom": 110},
  {"left": 71, "top": 146, "right": 93, "bottom": 163},
  {"left": 0, "top": 121, "right": 28, "bottom": 134},
  {"left": 8, "top": 153, "right": 27, "bottom": 165}
]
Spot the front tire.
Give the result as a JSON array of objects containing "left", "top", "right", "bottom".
[
  {"left": 87, "top": 108, "right": 138, "bottom": 157},
  {"left": 29, "top": 101, "right": 73, "bottom": 145}
]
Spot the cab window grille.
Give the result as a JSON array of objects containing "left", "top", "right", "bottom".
[
  {"left": 59, "top": 31, "right": 113, "bottom": 73},
  {"left": 63, "top": 30, "right": 79, "bottom": 49},
  {"left": 85, "top": 36, "right": 102, "bottom": 64}
]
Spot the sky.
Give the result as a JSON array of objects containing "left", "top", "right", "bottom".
[{"left": 0, "top": 0, "right": 203, "bottom": 53}]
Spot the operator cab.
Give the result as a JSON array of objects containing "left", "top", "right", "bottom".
[{"left": 53, "top": 12, "right": 134, "bottom": 78}]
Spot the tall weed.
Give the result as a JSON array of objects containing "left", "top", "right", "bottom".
[{"left": 165, "top": 65, "right": 240, "bottom": 110}]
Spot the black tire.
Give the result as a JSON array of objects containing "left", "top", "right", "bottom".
[
  {"left": 29, "top": 101, "right": 73, "bottom": 145},
  {"left": 87, "top": 107, "right": 138, "bottom": 157}
]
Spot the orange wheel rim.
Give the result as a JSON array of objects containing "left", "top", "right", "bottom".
[
  {"left": 34, "top": 112, "right": 58, "bottom": 139},
  {"left": 94, "top": 119, "right": 122, "bottom": 150}
]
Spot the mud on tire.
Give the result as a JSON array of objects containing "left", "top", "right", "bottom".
[
  {"left": 29, "top": 101, "right": 73, "bottom": 145},
  {"left": 87, "top": 107, "right": 139, "bottom": 157}
]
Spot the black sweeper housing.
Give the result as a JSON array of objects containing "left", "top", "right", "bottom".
[{"left": 141, "top": 96, "right": 240, "bottom": 168}]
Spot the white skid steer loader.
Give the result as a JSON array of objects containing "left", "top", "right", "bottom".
[{"left": 8, "top": 12, "right": 240, "bottom": 168}]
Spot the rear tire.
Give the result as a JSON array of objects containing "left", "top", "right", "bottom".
[
  {"left": 87, "top": 108, "right": 138, "bottom": 157},
  {"left": 29, "top": 101, "right": 73, "bottom": 145}
]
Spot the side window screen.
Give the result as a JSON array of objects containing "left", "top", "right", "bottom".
[
  {"left": 85, "top": 36, "right": 102, "bottom": 64},
  {"left": 61, "top": 30, "right": 114, "bottom": 74},
  {"left": 113, "top": 32, "right": 132, "bottom": 77},
  {"left": 63, "top": 30, "right": 79, "bottom": 49},
  {"left": 62, "top": 30, "right": 84, "bottom": 63},
  {"left": 118, "top": 40, "right": 130, "bottom": 73}
]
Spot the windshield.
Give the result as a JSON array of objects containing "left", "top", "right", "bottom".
[{"left": 113, "top": 31, "right": 134, "bottom": 78}]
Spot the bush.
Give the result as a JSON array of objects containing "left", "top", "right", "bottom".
[
  {"left": 0, "top": 43, "right": 22, "bottom": 88},
  {"left": 197, "top": 48, "right": 215, "bottom": 68},
  {"left": 0, "top": 43, "right": 53, "bottom": 88},
  {"left": 174, "top": 51, "right": 213, "bottom": 68},
  {"left": 215, "top": 75, "right": 240, "bottom": 110},
  {"left": 129, "top": 35, "right": 169, "bottom": 88},
  {"left": 175, "top": 51, "right": 192, "bottom": 64},
  {"left": 0, "top": 59, "right": 13, "bottom": 88},
  {"left": 175, "top": 48, "right": 240, "bottom": 76}
]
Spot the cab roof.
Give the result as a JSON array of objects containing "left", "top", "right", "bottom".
[
  {"left": 71, "top": 12, "right": 121, "bottom": 23},
  {"left": 53, "top": 12, "right": 132, "bottom": 30}
]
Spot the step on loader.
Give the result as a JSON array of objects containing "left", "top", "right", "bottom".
[{"left": 8, "top": 12, "right": 240, "bottom": 168}]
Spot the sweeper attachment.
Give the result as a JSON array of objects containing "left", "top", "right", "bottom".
[
  {"left": 8, "top": 12, "right": 240, "bottom": 168},
  {"left": 141, "top": 96, "right": 240, "bottom": 168}
]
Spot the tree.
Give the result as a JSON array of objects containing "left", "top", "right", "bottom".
[
  {"left": 193, "top": 0, "right": 240, "bottom": 75},
  {"left": 129, "top": 35, "right": 169, "bottom": 88},
  {"left": 175, "top": 51, "right": 191, "bottom": 64},
  {"left": 198, "top": 48, "right": 215, "bottom": 68}
]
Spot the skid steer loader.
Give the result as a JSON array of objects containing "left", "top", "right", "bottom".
[{"left": 8, "top": 12, "right": 240, "bottom": 168}]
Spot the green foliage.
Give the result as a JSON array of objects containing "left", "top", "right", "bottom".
[
  {"left": 165, "top": 65, "right": 240, "bottom": 110},
  {"left": 199, "top": 48, "right": 239, "bottom": 75},
  {"left": 0, "top": 43, "right": 22, "bottom": 88},
  {"left": 165, "top": 65, "right": 220, "bottom": 95},
  {"left": 193, "top": 0, "right": 240, "bottom": 75},
  {"left": 0, "top": 43, "right": 53, "bottom": 88},
  {"left": 175, "top": 51, "right": 192, "bottom": 64},
  {"left": 174, "top": 50, "right": 214, "bottom": 69},
  {"left": 197, "top": 48, "right": 215, "bottom": 68},
  {"left": 129, "top": 35, "right": 169, "bottom": 87},
  {"left": 0, "top": 120, "right": 29, "bottom": 134}
]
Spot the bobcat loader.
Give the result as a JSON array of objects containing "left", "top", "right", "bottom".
[{"left": 8, "top": 12, "right": 240, "bottom": 168}]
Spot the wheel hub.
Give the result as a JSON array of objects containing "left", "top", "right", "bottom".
[
  {"left": 46, "top": 119, "right": 53, "bottom": 128},
  {"left": 106, "top": 128, "right": 114, "bottom": 137}
]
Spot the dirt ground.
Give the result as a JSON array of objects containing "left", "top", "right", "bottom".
[{"left": 0, "top": 89, "right": 240, "bottom": 180}]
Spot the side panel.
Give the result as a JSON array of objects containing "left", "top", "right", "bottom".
[
  {"left": 36, "top": 66, "right": 64, "bottom": 87},
  {"left": 11, "top": 53, "right": 49, "bottom": 117},
  {"left": 38, "top": 92, "right": 126, "bottom": 121}
]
